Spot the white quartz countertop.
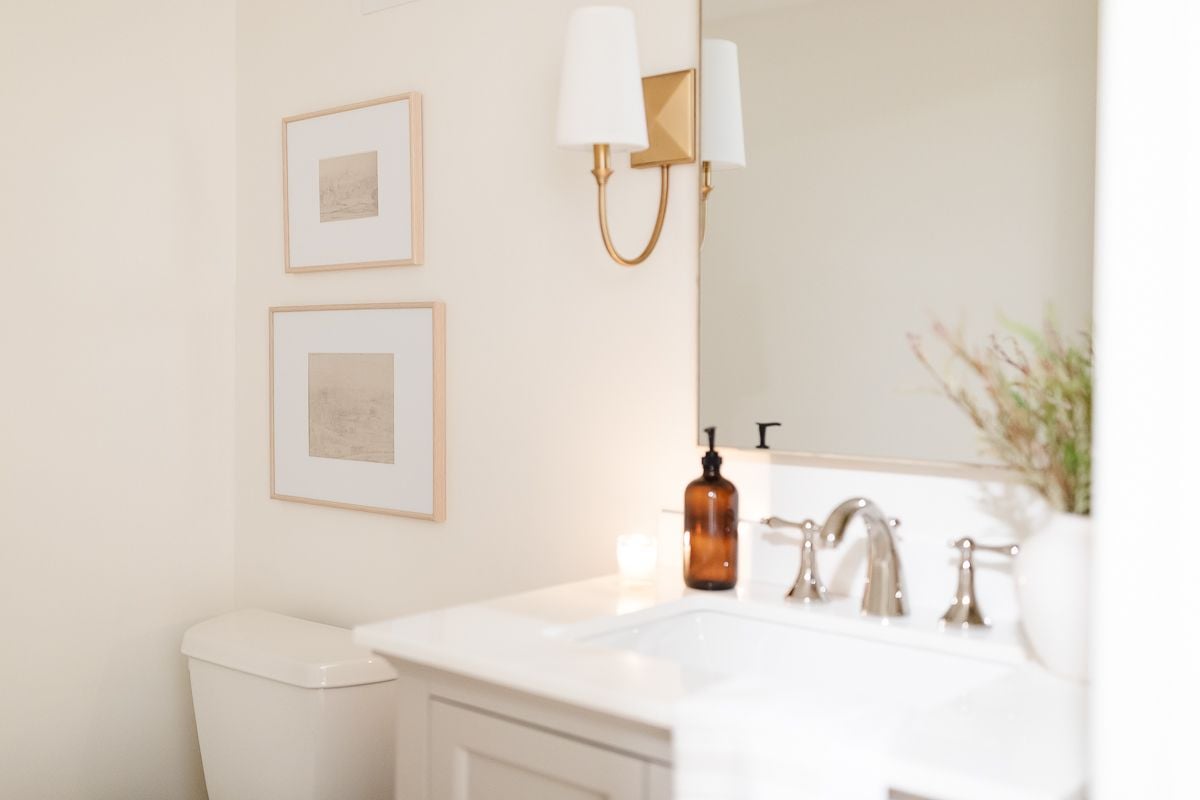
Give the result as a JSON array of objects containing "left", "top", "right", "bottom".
[{"left": 355, "top": 575, "right": 1086, "bottom": 800}]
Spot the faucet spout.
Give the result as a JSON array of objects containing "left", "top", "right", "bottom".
[{"left": 820, "top": 498, "right": 907, "bottom": 617}]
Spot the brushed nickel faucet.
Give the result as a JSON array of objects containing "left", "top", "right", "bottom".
[
  {"left": 768, "top": 498, "right": 908, "bottom": 617},
  {"left": 821, "top": 498, "right": 908, "bottom": 617}
]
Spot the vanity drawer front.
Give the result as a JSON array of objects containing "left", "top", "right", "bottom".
[{"left": 430, "top": 700, "right": 652, "bottom": 800}]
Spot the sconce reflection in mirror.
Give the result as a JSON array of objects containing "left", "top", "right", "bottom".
[
  {"left": 700, "top": 38, "right": 746, "bottom": 243},
  {"left": 556, "top": 6, "right": 696, "bottom": 267}
]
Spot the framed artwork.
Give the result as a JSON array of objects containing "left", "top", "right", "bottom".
[
  {"left": 270, "top": 302, "right": 445, "bottom": 520},
  {"left": 283, "top": 93, "right": 423, "bottom": 272}
]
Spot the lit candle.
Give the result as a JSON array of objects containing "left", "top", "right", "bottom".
[{"left": 616, "top": 533, "right": 658, "bottom": 581}]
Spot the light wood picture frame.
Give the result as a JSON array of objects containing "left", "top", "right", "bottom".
[
  {"left": 283, "top": 93, "right": 424, "bottom": 272},
  {"left": 270, "top": 302, "right": 446, "bottom": 520}
]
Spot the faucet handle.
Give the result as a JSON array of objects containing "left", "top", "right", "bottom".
[
  {"left": 761, "top": 517, "right": 828, "bottom": 603},
  {"left": 940, "top": 537, "right": 1019, "bottom": 629},
  {"left": 787, "top": 522, "right": 827, "bottom": 604},
  {"left": 965, "top": 539, "right": 1019, "bottom": 557},
  {"left": 762, "top": 516, "right": 819, "bottom": 534}
]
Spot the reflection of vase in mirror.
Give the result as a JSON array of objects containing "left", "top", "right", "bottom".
[{"left": 698, "top": 0, "right": 1097, "bottom": 467}]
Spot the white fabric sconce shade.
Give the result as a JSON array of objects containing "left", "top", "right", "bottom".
[
  {"left": 556, "top": 6, "right": 649, "bottom": 152},
  {"left": 556, "top": 6, "right": 696, "bottom": 267},
  {"left": 701, "top": 38, "right": 746, "bottom": 169}
]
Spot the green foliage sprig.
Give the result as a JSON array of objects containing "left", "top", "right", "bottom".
[{"left": 910, "top": 318, "right": 1092, "bottom": 515}]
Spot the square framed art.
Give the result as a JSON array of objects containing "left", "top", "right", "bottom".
[
  {"left": 270, "top": 302, "right": 445, "bottom": 520},
  {"left": 283, "top": 93, "right": 423, "bottom": 272}
]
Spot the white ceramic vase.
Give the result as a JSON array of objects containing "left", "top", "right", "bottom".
[{"left": 1014, "top": 511, "right": 1091, "bottom": 681}]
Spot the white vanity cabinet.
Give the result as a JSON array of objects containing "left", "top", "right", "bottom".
[
  {"left": 430, "top": 701, "right": 669, "bottom": 800},
  {"left": 359, "top": 577, "right": 1086, "bottom": 800},
  {"left": 389, "top": 665, "right": 673, "bottom": 800}
]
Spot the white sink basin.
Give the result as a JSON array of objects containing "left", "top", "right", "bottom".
[{"left": 564, "top": 594, "right": 1018, "bottom": 714}]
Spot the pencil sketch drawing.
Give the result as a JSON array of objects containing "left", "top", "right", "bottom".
[
  {"left": 318, "top": 150, "right": 379, "bottom": 223},
  {"left": 308, "top": 352, "right": 395, "bottom": 464}
]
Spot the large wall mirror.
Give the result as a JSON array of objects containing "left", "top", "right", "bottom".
[{"left": 698, "top": 0, "right": 1097, "bottom": 468}]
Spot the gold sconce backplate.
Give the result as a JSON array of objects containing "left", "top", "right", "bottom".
[{"left": 630, "top": 69, "right": 696, "bottom": 169}]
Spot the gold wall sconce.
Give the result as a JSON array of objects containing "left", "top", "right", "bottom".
[{"left": 556, "top": 7, "right": 697, "bottom": 267}]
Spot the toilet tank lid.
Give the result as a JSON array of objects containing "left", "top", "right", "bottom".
[{"left": 181, "top": 609, "right": 396, "bottom": 689}]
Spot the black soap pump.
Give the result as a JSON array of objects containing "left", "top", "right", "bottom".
[
  {"left": 683, "top": 427, "right": 739, "bottom": 590},
  {"left": 755, "top": 422, "right": 782, "bottom": 449}
]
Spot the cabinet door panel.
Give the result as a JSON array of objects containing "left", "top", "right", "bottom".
[
  {"left": 430, "top": 700, "right": 646, "bottom": 800},
  {"left": 647, "top": 764, "right": 672, "bottom": 800}
]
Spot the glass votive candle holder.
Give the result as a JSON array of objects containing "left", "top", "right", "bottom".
[{"left": 616, "top": 533, "right": 658, "bottom": 582}]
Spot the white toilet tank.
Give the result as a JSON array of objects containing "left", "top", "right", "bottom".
[{"left": 182, "top": 609, "right": 397, "bottom": 800}]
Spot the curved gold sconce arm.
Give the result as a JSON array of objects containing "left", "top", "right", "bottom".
[
  {"left": 572, "top": 69, "right": 694, "bottom": 268},
  {"left": 592, "top": 144, "right": 670, "bottom": 268}
]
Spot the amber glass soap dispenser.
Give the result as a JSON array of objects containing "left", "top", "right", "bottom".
[{"left": 683, "top": 427, "right": 739, "bottom": 590}]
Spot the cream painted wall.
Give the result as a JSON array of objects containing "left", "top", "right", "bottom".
[
  {"left": 0, "top": 2, "right": 236, "bottom": 798},
  {"left": 234, "top": 0, "right": 699, "bottom": 627}
]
